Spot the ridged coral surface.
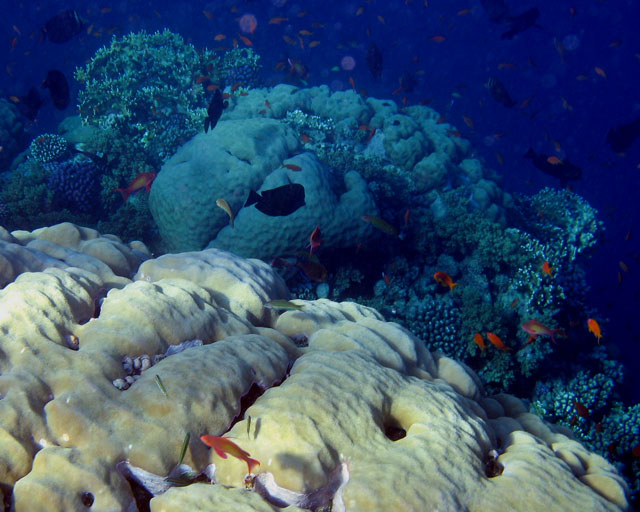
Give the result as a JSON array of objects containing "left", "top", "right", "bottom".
[{"left": 0, "top": 222, "right": 629, "bottom": 511}]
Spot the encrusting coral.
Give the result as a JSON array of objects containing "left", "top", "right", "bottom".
[{"left": 0, "top": 222, "right": 630, "bottom": 511}]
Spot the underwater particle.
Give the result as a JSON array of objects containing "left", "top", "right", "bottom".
[
  {"left": 238, "top": 13, "right": 258, "bottom": 34},
  {"left": 340, "top": 55, "right": 356, "bottom": 71},
  {"left": 562, "top": 33, "right": 580, "bottom": 51}
]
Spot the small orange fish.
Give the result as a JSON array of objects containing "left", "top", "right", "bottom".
[
  {"left": 486, "top": 332, "right": 511, "bottom": 351},
  {"left": 542, "top": 261, "right": 553, "bottom": 276},
  {"left": 587, "top": 318, "right": 602, "bottom": 344},
  {"left": 546, "top": 156, "right": 563, "bottom": 165},
  {"left": 309, "top": 41, "right": 321, "bottom": 48},
  {"left": 269, "top": 17, "right": 289, "bottom": 24},
  {"left": 462, "top": 115, "right": 474, "bottom": 129},
  {"left": 9, "top": 95, "right": 20, "bottom": 103},
  {"left": 100, "top": 7, "right": 112, "bottom": 13},
  {"left": 300, "top": 134, "right": 310, "bottom": 143},
  {"left": 594, "top": 66, "right": 607, "bottom": 78},
  {"left": 457, "top": 8, "right": 472, "bottom": 15},
  {"left": 298, "top": 29, "right": 312, "bottom": 36},
  {"left": 473, "top": 333, "right": 486, "bottom": 351},
  {"left": 214, "top": 34, "right": 227, "bottom": 41},
  {"left": 207, "top": 84, "right": 219, "bottom": 91},
  {"left": 356, "top": 7, "right": 364, "bottom": 16},
  {"left": 521, "top": 319, "right": 566, "bottom": 345},
  {"left": 573, "top": 399, "right": 589, "bottom": 419},
  {"left": 433, "top": 272, "right": 457, "bottom": 291},
  {"left": 283, "top": 163, "right": 302, "bottom": 171},
  {"left": 619, "top": 261, "right": 629, "bottom": 273},
  {"left": 200, "top": 435, "right": 260, "bottom": 474},
  {"left": 203, "top": 10, "right": 214, "bottom": 20},
  {"left": 195, "top": 75, "right": 209, "bottom": 84},
  {"left": 115, "top": 172, "right": 156, "bottom": 202},
  {"left": 377, "top": 15, "right": 386, "bottom": 24},
  {"left": 307, "top": 226, "right": 322, "bottom": 255},
  {"left": 349, "top": 76, "right": 356, "bottom": 90},
  {"left": 510, "top": 298, "right": 519, "bottom": 308},
  {"left": 429, "top": 35, "right": 446, "bottom": 42},
  {"left": 238, "top": 35, "right": 252, "bottom": 46}
]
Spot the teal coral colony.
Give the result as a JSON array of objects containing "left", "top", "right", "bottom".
[{"left": 0, "top": 6, "right": 638, "bottom": 510}]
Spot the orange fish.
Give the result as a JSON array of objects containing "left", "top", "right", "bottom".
[
  {"left": 238, "top": 35, "right": 252, "bottom": 46},
  {"left": 269, "top": 17, "right": 289, "bottom": 24},
  {"left": 433, "top": 272, "right": 457, "bottom": 291},
  {"left": 264, "top": 99, "right": 272, "bottom": 109},
  {"left": 594, "top": 66, "right": 607, "bottom": 78},
  {"left": 573, "top": 399, "right": 589, "bottom": 419},
  {"left": 200, "top": 435, "right": 260, "bottom": 474},
  {"left": 349, "top": 76, "right": 356, "bottom": 90},
  {"left": 546, "top": 156, "right": 563, "bottom": 165},
  {"left": 486, "top": 332, "right": 511, "bottom": 351},
  {"left": 473, "top": 333, "right": 486, "bottom": 351},
  {"left": 283, "top": 163, "right": 302, "bottom": 171},
  {"left": 356, "top": 7, "right": 364, "bottom": 16},
  {"left": 309, "top": 41, "right": 321, "bottom": 48},
  {"left": 214, "top": 34, "right": 227, "bottom": 41},
  {"left": 307, "top": 226, "right": 322, "bottom": 255},
  {"left": 542, "top": 261, "right": 553, "bottom": 276},
  {"left": 457, "top": 8, "right": 472, "bottom": 15},
  {"left": 195, "top": 75, "right": 209, "bottom": 84},
  {"left": 203, "top": 10, "right": 214, "bottom": 20},
  {"left": 521, "top": 319, "right": 566, "bottom": 345},
  {"left": 429, "top": 35, "right": 446, "bottom": 42},
  {"left": 619, "top": 261, "right": 629, "bottom": 273},
  {"left": 298, "top": 29, "right": 312, "bottom": 36},
  {"left": 587, "top": 318, "right": 602, "bottom": 343},
  {"left": 115, "top": 172, "right": 156, "bottom": 202},
  {"left": 462, "top": 115, "right": 474, "bottom": 129}
]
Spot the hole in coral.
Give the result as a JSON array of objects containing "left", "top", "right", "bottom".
[
  {"left": 80, "top": 491, "right": 94, "bottom": 507},
  {"left": 484, "top": 449, "right": 504, "bottom": 478},
  {"left": 384, "top": 423, "right": 406, "bottom": 441}
]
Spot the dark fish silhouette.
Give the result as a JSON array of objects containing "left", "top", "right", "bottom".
[
  {"left": 204, "top": 89, "right": 227, "bottom": 133},
  {"left": 606, "top": 118, "right": 640, "bottom": 153},
  {"left": 245, "top": 183, "right": 305, "bottom": 216},
  {"left": 501, "top": 7, "right": 540, "bottom": 40},
  {"left": 41, "top": 70, "right": 69, "bottom": 110},
  {"left": 366, "top": 42, "right": 383, "bottom": 80},
  {"left": 43, "top": 10, "right": 84, "bottom": 44},
  {"left": 398, "top": 71, "right": 418, "bottom": 93},
  {"left": 17, "top": 87, "right": 45, "bottom": 120},
  {"left": 481, "top": 0, "right": 511, "bottom": 23},
  {"left": 485, "top": 77, "right": 517, "bottom": 107},
  {"left": 525, "top": 148, "right": 582, "bottom": 186}
]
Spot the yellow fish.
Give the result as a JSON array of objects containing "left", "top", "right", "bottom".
[{"left": 216, "top": 198, "right": 234, "bottom": 228}]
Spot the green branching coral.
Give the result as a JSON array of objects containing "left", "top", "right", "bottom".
[{"left": 75, "top": 29, "right": 219, "bottom": 165}]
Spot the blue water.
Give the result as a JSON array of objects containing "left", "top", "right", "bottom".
[{"left": 1, "top": 0, "right": 640, "bottom": 506}]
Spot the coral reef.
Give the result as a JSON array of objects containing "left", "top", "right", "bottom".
[
  {"left": 0, "top": 99, "right": 29, "bottom": 171},
  {"left": 28, "top": 134, "right": 69, "bottom": 165},
  {"left": 45, "top": 156, "right": 102, "bottom": 214},
  {"left": 0, "top": 222, "right": 629, "bottom": 510}
]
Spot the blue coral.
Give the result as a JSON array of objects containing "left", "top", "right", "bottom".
[{"left": 45, "top": 157, "right": 101, "bottom": 214}]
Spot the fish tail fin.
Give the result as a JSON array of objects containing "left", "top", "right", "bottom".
[
  {"left": 246, "top": 457, "right": 260, "bottom": 474},
  {"left": 115, "top": 188, "right": 130, "bottom": 202},
  {"left": 244, "top": 189, "right": 260, "bottom": 207},
  {"left": 450, "top": 282, "right": 458, "bottom": 290}
]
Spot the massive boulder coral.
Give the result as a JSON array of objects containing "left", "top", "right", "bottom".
[{"left": 0, "top": 223, "right": 629, "bottom": 511}]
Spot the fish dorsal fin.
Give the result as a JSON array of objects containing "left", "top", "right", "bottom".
[{"left": 245, "top": 189, "right": 261, "bottom": 207}]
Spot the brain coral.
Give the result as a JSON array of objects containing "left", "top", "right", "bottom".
[{"left": 0, "top": 222, "right": 629, "bottom": 511}]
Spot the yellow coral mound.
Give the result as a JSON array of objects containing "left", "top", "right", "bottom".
[{"left": 0, "top": 223, "right": 629, "bottom": 511}]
